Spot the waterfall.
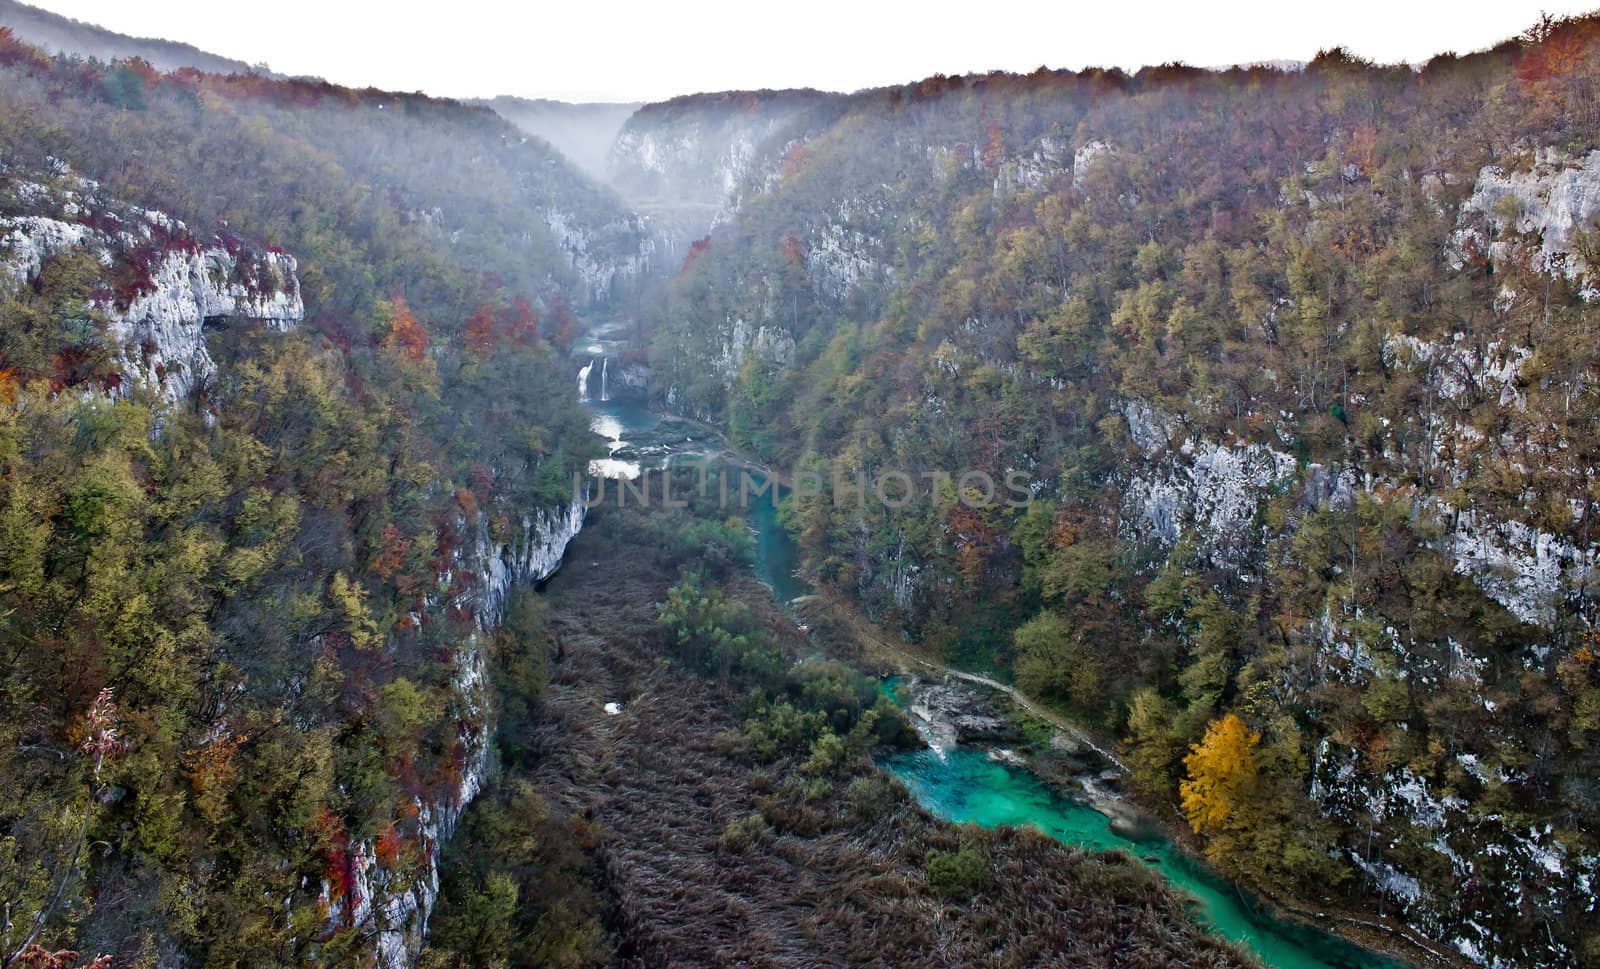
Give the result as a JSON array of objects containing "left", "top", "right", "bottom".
[
  {"left": 577, "top": 358, "right": 594, "bottom": 402},
  {"left": 600, "top": 357, "right": 609, "bottom": 401}
]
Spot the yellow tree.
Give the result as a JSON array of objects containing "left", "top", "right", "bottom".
[{"left": 1179, "top": 713, "right": 1261, "bottom": 836}]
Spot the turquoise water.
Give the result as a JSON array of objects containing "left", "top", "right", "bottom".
[
  {"left": 880, "top": 741, "right": 1411, "bottom": 969},
  {"left": 574, "top": 342, "right": 810, "bottom": 603},
  {"left": 746, "top": 482, "right": 812, "bottom": 604},
  {"left": 572, "top": 325, "right": 1408, "bottom": 969}
]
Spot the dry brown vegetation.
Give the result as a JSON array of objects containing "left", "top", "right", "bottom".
[{"left": 438, "top": 500, "right": 1252, "bottom": 968}]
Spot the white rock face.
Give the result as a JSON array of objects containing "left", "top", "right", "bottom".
[
  {"left": 111, "top": 245, "right": 302, "bottom": 400},
  {"left": 1072, "top": 140, "right": 1115, "bottom": 191},
  {"left": 716, "top": 316, "right": 795, "bottom": 384},
  {"left": 0, "top": 174, "right": 303, "bottom": 401},
  {"left": 608, "top": 104, "right": 809, "bottom": 210},
  {"left": 993, "top": 136, "right": 1070, "bottom": 196},
  {"left": 1453, "top": 147, "right": 1600, "bottom": 289},
  {"left": 1383, "top": 333, "right": 1530, "bottom": 409},
  {"left": 807, "top": 217, "right": 882, "bottom": 300},
  {"left": 327, "top": 497, "right": 586, "bottom": 968},
  {"left": 1312, "top": 740, "right": 1599, "bottom": 969},
  {"left": 1438, "top": 504, "right": 1592, "bottom": 627},
  {"left": 542, "top": 207, "right": 655, "bottom": 304},
  {"left": 1121, "top": 436, "right": 1298, "bottom": 564}
]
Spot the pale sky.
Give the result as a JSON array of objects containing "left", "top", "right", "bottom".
[{"left": 26, "top": 0, "right": 1600, "bottom": 102}]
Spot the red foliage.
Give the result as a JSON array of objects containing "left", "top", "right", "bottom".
[
  {"left": 463, "top": 303, "right": 497, "bottom": 359},
  {"left": 682, "top": 235, "right": 713, "bottom": 273},
  {"left": 982, "top": 120, "right": 1006, "bottom": 176},
  {"left": 469, "top": 463, "right": 494, "bottom": 496},
  {"left": 454, "top": 487, "right": 478, "bottom": 518},
  {"left": 313, "top": 809, "right": 356, "bottom": 909},
  {"left": 371, "top": 523, "right": 411, "bottom": 581},
  {"left": 545, "top": 293, "right": 577, "bottom": 351},
  {"left": 123, "top": 56, "right": 161, "bottom": 88},
  {"left": 781, "top": 232, "right": 806, "bottom": 270},
  {"left": 12, "top": 947, "right": 112, "bottom": 969},
  {"left": 383, "top": 296, "right": 430, "bottom": 362},
  {"left": 0, "top": 27, "right": 54, "bottom": 74},
  {"left": 1517, "top": 14, "right": 1600, "bottom": 83},
  {"left": 503, "top": 296, "right": 540, "bottom": 347},
  {"left": 374, "top": 825, "right": 404, "bottom": 870}
]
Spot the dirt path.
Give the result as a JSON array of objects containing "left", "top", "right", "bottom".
[{"left": 794, "top": 589, "right": 1128, "bottom": 771}]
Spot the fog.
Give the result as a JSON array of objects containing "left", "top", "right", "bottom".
[
  {"left": 477, "top": 97, "right": 641, "bottom": 183},
  {"left": 21, "top": 0, "right": 1600, "bottom": 103}
]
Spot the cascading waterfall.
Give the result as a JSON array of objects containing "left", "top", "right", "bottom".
[
  {"left": 600, "top": 356, "right": 609, "bottom": 401},
  {"left": 577, "top": 357, "right": 595, "bottom": 402}
]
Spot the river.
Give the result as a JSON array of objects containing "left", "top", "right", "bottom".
[{"left": 571, "top": 331, "right": 1412, "bottom": 969}]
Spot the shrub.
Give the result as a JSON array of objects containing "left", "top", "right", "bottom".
[{"left": 719, "top": 813, "right": 774, "bottom": 852}]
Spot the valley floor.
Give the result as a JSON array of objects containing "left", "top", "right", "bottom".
[{"left": 497, "top": 501, "right": 1255, "bottom": 968}]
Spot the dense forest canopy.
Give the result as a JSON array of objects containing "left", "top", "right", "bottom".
[
  {"left": 647, "top": 13, "right": 1600, "bottom": 967},
  {"left": 0, "top": 26, "right": 608, "bottom": 966},
  {"left": 4, "top": 6, "right": 1600, "bottom": 969}
]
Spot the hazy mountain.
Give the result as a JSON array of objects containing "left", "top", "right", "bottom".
[
  {"left": 0, "top": 0, "right": 260, "bottom": 73},
  {"left": 478, "top": 95, "right": 641, "bottom": 183}
]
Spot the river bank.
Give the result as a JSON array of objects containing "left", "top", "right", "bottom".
[
  {"left": 565, "top": 329, "right": 1456, "bottom": 969},
  {"left": 792, "top": 587, "right": 1463, "bottom": 969},
  {"left": 485, "top": 491, "right": 1259, "bottom": 968}
]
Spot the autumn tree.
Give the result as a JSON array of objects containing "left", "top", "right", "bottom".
[
  {"left": 463, "top": 304, "right": 497, "bottom": 359},
  {"left": 1179, "top": 713, "right": 1261, "bottom": 838},
  {"left": 503, "top": 296, "right": 540, "bottom": 347},
  {"left": 381, "top": 296, "right": 431, "bottom": 362}
]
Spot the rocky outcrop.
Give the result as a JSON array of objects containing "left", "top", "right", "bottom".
[
  {"left": 543, "top": 207, "right": 656, "bottom": 305},
  {"left": 1312, "top": 740, "right": 1600, "bottom": 969},
  {"left": 607, "top": 90, "right": 828, "bottom": 207},
  {"left": 904, "top": 677, "right": 1020, "bottom": 752},
  {"left": 326, "top": 497, "right": 586, "bottom": 968},
  {"left": 715, "top": 316, "right": 795, "bottom": 384},
  {"left": 0, "top": 164, "right": 303, "bottom": 400},
  {"left": 1453, "top": 146, "right": 1600, "bottom": 295},
  {"left": 1120, "top": 431, "right": 1299, "bottom": 566},
  {"left": 1072, "top": 139, "right": 1115, "bottom": 191}
]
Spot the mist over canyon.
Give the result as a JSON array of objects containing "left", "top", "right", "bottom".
[{"left": 1, "top": 3, "right": 1599, "bottom": 969}]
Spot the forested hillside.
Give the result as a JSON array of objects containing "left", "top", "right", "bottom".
[
  {"left": 649, "top": 15, "right": 1600, "bottom": 968},
  {"left": 0, "top": 27, "right": 627, "bottom": 966},
  {"left": 0, "top": 0, "right": 257, "bottom": 74}
]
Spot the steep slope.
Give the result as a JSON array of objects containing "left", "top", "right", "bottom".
[
  {"left": 421, "top": 475, "right": 1255, "bottom": 969},
  {"left": 607, "top": 88, "right": 840, "bottom": 254},
  {"left": 479, "top": 96, "right": 641, "bottom": 183},
  {"left": 648, "top": 19, "right": 1600, "bottom": 969},
  {"left": 0, "top": 33, "right": 605, "bottom": 969},
  {"left": 0, "top": 0, "right": 258, "bottom": 73}
]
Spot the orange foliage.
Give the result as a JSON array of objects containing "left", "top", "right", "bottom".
[
  {"left": 1180, "top": 713, "right": 1261, "bottom": 836},
  {"left": 124, "top": 56, "right": 162, "bottom": 87},
  {"left": 383, "top": 297, "right": 430, "bottom": 362},
  {"left": 948, "top": 503, "right": 999, "bottom": 583},
  {"left": 374, "top": 825, "right": 404, "bottom": 869},
  {"left": 463, "top": 304, "right": 496, "bottom": 359},
  {"left": 371, "top": 523, "right": 412, "bottom": 581},
  {"left": 982, "top": 120, "right": 1006, "bottom": 175},
  {"left": 0, "top": 27, "right": 54, "bottom": 73},
  {"left": 1343, "top": 124, "right": 1379, "bottom": 176},
  {"left": 1517, "top": 14, "right": 1600, "bottom": 84},
  {"left": 782, "top": 232, "right": 806, "bottom": 270},
  {"left": 780, "top": 143, "right": 809, "bottom": 180}
]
